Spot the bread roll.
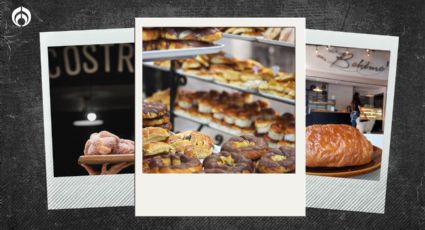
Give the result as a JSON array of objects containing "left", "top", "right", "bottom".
[{"left": 306, "top": 124, "right": 373, "bottom": 167}]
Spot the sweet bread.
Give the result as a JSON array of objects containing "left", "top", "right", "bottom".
[
  {"left": 142, "top": 127, "right": 170, "bottom": 145},
  {"left": 203, "top": 151, "right": 254, "bottom": 173},
  {"left": 306, "top": 124, "right": 373, "bottom": 167},
  {"left": 143, "top": 142, "right": 175, "bottom": 156},
  {"left": 256, "top": 147, "right": 295, "bottom": 173},
  {"left": 221, "top": 135, "right": 268, "bottom": 160},
  {"left": 148, "top": 152, "right": 202, "bottom": 173},
  {"left": 167, "top": 130, "right": 213, "bottom": 159}
]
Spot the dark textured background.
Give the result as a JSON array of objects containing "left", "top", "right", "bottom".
[{"left": 1, "top": 0, "right": 424, "bottom": 229}]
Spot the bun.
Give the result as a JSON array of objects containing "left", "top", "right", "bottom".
[
  {"left": 306, "top": 124, "right": 373, "bottom": 167},
  {"left": 143, "top": 102, "right": 167, "bottom": 119}
]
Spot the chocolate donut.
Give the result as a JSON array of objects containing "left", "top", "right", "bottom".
[
  {"left": 221, "top": 135, "right": 268, "bottom": 160},
  {"left": 143, "top": 102, "right": 167, "bottom": 119},
  {"left": 147, "top": 152, "right": 202, "bottom": 173},
  {"left": 256, "top": 147, "right": 295, "bottom": 173},
  {"left": 203, "top": 151, "right": 254, "bottom": 173}
]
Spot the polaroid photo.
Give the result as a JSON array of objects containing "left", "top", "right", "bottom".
[
  {"left": 305, "top": 29, "right": 399, "bottom": 213},
  {"left": 135, "top": 18, "right": 306, "bottom": 216},
  {"left": 40, "top": 28, "right": 135, "bottom": 209}
]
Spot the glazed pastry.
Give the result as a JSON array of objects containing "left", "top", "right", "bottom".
[
  {"left": 148, "top": 152, "right": 202, "bottom": 173},
  {"left": 256, "top": 147, "right": 295, "bottom": 173},
  {"left": 255, "top": 119, "right": 274, "bottom": 134},
  {"left": 306, "top": 124, "right": 373, "bottom": 167},
  {"left": 143, "top": 142, "right": 175, "bottom": 156},
  {"left": 283, "top": 122, "right": 295, "bottom": 142},
  {"left": 167, "top": 130, "right": 213, "bottom": 159},
  {"left": 221, "top": 135, "right": 268, "bottom": 160},
  {"left": 143, "top": 102, "right": 167, "bottom": 119},
  {"left": 203, "top": 151, "right": 254, "bottom": 173},
  {"left": 142, "top": 127, "right": 170, "bottom": 145}
]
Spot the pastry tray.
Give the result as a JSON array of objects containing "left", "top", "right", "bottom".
[
  {"left": 222, "top": 33, "right": 258, "bottom": 41},
  {"left": 142, "top": 43, "right": 224, "bottom": 62},
  {"left": 78, "top": 154, "right": 134, "bottom": 165},
  {"left": 176, "top": 69, "right": 214, "bottom": 81},
  {"left": 256, "top": 37, "right": 295, "bottom": 48},
  {"left": 258, "top": 91, "right": 295, "bottom": 105}
]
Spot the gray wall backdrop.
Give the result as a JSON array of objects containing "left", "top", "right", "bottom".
[{"left": 1, "top": 0, "right": 424, "bottom": 229}]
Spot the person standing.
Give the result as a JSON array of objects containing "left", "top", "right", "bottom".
[{"left": 350, "top": 92, "right": 362, "bottom": 127}]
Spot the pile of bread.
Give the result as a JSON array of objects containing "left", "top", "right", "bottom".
[
  {"left": 143, "top": 127, "right": 295, "bottom": 174},
  {"left": 83, "top": 131, "right": 135, "bottom": 155},
  {"left": 142, "top": 27, "right": 222, "bottom": 51}
]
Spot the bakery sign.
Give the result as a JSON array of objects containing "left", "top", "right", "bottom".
[
  {"left": 314, "top": 46, "right": 388, "bottom": 75},
  {"left": 48, "top": 43, "right": 134, "bottom": 83}
]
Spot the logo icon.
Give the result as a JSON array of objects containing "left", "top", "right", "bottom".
[{"left": 11, "top": 6, "right": 31, "bottom": 27}]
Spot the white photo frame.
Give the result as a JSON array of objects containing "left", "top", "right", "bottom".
[
  {"left": 135, "top": 18, "right": 306, "bottom": 216},
  {"left": 40, "top": 28, "right": 135, "bottom": 209},
  {"left": 305, "top": 29, "right": 399, "bottom": 213}
]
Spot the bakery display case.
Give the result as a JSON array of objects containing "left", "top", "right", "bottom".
[{"left": 141, "top": 27, "right": 296, "bottom": 174}]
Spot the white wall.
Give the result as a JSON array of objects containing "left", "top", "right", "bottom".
[{"left": 327, "top": 83, "right": 353, "bottom": 111}]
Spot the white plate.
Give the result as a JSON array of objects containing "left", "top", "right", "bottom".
[
  {"left": 142, "top": 43, "right": 224, "bottom": 62},
  {"left": 256, "top": 37, "right": 295, "bottom": 48}
]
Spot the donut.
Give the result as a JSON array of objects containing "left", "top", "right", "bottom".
[
  {"left": 203, "top": 151, "right": 254, "bottom": 173},
  {"left": 167, "top": 130, "right": 213, "bottom": 159},
  {"left": 256, "top": 147, "right": 295, "bottom": 173},
  {"left": 148, "top": 152, "right": 202, "bottom": 173},
  {"left": 221, "top": 135, "right": 268, "bottom": 160},
  {"left": 143, "top": 101, "right": 167, "bottom": 119}
]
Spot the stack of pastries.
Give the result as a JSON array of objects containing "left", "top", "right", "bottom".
[
  {"left": 142, "top": 127, "right": 213, "bottom": 173},
  {"left": 83, "top": 131, "right": 135, "bottom": 155},
  {"left": 142, "top": 128, "right": 295, "bottom": 174},
  {"left": 143, "top": 101, "right": 172, "bottom": 130},
  {"left": 142, "top": 27, "right": 222, "bottom": 51},
  {"left": 171, "top": 52, "right": 295, "bottom": 100}
]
